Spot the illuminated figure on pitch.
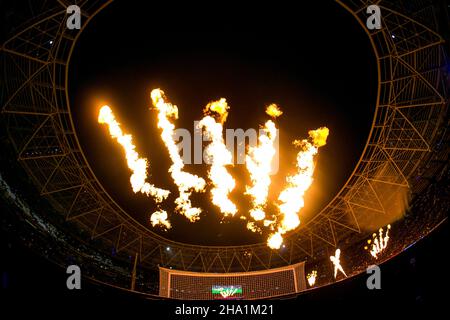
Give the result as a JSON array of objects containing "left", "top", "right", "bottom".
[{"left": 330, "top": 248, "right": 347, "bottom": 278}]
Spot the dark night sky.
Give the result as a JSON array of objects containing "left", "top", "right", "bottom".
[{"left": 69, "top": 1, "right": 377, "bottom": 245}]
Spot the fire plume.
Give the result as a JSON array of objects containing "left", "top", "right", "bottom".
[
  {"left": 198, "top": 99, "right": 237, "bottom": 216},
  {"left": 245, "top": 105, "right": 280, "bottom": 227},
  {"left": 99, "top": 89, "right": 330, "bottom": 249},
  {"left": 265, "top": 103, "right": 283, "bottom": 118},
  {"left": 151, "top": 89, "right": 206, "bottom": 221},
  {"left": 150, "top": 210, "right": 172, "bottom": 230},
  {"left": 98, "top": 105, "right": 169, "bottom": 202},
  {"left": 307, "top": 270, "right": 317, "bottom": 287},
  {"left": 366, "top": 224, "right": 391, "bottom": 259},
  {"left": 267, "top": 127, "right": 329, "bottom": 249}
]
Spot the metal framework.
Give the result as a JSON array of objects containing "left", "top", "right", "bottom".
[{"left": 1, "top": 0, "right": 448, "bottom": 273}]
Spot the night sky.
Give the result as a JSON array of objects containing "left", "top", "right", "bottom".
[{"left": 69, "top": 1, "right": 376, "bottom": 245}]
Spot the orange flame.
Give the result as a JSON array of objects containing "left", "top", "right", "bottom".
[
  {"left": 198, "top": 99, "right": 237, "bottom": 216},
  {"left": 98, "top": 105, "right": 169, "bottom": 202},
  {"left": 246, "top": 117, "right": 278, "bottom": 225},
  {"left": 267, "top": 127, "right": 329, "bottom": 249},
  {"left": 151, "top": 89, "right": 206, "bottom": 222}
]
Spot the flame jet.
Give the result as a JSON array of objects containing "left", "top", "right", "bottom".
[
  {"left": 151, "top": 89, "right": 206, "bottom": 221},
  {"left": 267, "top": 127, "right": 329, "bottom": 249},
  {"left": 307, "top": 270, "right": 317, "bottom": 287},
  {"left": 150, "top": 210, "right": 172, "bottom": 230},
  {"left": 367, "top": 224, "right": 391, "bottom": 259},
  {"left": 245, "top": 104, "right": 281, "bottom": 225},
  {"left": 198, "top": 99, "right": 237, "bottom": 216},
  {"left": 98, "top": 106, "right": 170, "bottom": 203}
]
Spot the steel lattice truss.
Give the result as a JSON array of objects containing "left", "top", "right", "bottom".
[{"left": 1, "top": 0, "right": 448, "bottom": 272}]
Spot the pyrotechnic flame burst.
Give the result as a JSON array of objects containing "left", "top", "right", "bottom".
[
  {"left": 98, "top": 89, "right": 330, "bottom": 248},
  {"left": 198, "top": 99, "right": 237, "bottom": 216},
  {"left": 365, "top": 224, "right": 391, "bottom": 259},
  {"left": 307, "top": 270, "right": 317, "bottom": 287},
  {"left": 150, "top": 210, "right": 171, "bottom": 230},
  {"left": 151, "top": 89, "right": 206, "bottom": 222},
  {"left": 245, "top": 105, "right": 280, "bottom": 226},
  {"left": 97, "top": 106, "right": 170, "bottom": 203},
  {"left": 246, "top": 221, "right": 262, "bottom": 234},
  {"left": 267, "top": 127, "right": 329, "bottom": 249},
  {"left": 267, "top": 231, "right": 283, "bottom": 249},
  {"left": 265, "top": 103, "right": 283, "bottom": 118}
]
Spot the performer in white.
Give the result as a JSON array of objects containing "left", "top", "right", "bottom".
[{"left": 330, "top": 248, "right": 347, "bottom": 278}]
